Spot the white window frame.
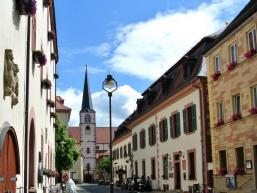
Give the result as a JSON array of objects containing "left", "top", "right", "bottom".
[
  {"left": 248, "top": 28, "right": 257, "bottom": 50},
  {"left": 230, "top": 43, "right": 238, "bottom": 63},
  {"left": 214, "top": 54, "right": 221, "bottom": 73},
  {"left": 217, "top": 101, "right": 224, "bottom": 121},
  {"left": 232, "top": 94, "right": 241, "bottom": 114},
  {"left": 252, "top": 85, "right": 257, "bottom": 107}
]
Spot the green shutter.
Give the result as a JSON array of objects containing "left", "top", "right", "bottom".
[
  {"left": 159, "top": 122, "right": 162, "bottom": 142},
  {"left": 143, "top": 130, "right": 146, "bottom": 147},
  {"left": 176, "top": 112, "right": 181, "bottom": 136},
  {"left": 153, "top": 126, "right": 156, "bottom": 145},
  {"left": 164, "top": 119, "right": 168, "bottom": 141},
  {"left": 148, "top": 127, "right": 151, "bottom": 145},
  {"left": 170, "top": 116, "right": 173, "bottom": 138},
  {"left": 192, "top": 104, "right": 197, "bottom": 131},
  {"left": 183, "top": 109, "right": 187, "bottom": 133}
]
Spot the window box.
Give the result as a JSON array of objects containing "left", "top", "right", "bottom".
[
  {"left": 231, "top": 113, "right": 241, "bottom": 121},
  {"left": 211, "top": 72, "right": 221, "bottom": 81},
  {"left": 41, "top": 79, "right": 52, "bottom": 89},
  {"left": 25, "top": 0, "right": 37, "bottom": 15},
  {"left": 47, "top": 99, "right": 55, "bottom": 108},
  {"left": 249, "top": 107, "right": 257, "bottom": 115},
  {"left": 214, "top": 119, "right": 224, "bottom": 127},
  {"left": 219, "top": 168, "right": 227, "bottom": 176},
  {"left": 33, "top": 50, "right": 47, "bottom": 66},
  {"left": 234, "top": 166, "right": 245, "bottom": 176},
  {"left": 48, "top": 31, "right": 55, "bottom": 41},
  {"left": 43, "top": 0, "right": 51, "bottom": 7},
  {"left": 227, "top": 61, "right": 237, "bottom": 71},
  {"left": 244, "top": 48, "right": 256, "bottom": 59}
]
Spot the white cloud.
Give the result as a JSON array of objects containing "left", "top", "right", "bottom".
[
  {"left": 106, "top": 0, "right": 249, "bottom": 81},
  {"left": 57, "top": 85, "right": 141, "bottom": 127}
]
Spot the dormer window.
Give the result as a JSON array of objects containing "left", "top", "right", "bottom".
[{"left": 85, "top": 114, "right": 91, "bottom": 123}]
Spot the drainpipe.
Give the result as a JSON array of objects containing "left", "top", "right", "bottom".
[
  {"left": 24, "top": 14, "right": 31, "bottom": 193},
  {"left": 192, "top": 77, "right": 209, "bottom": 193}
]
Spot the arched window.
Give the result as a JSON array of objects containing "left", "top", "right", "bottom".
[{"left": 84, "top": 114, "right": 91, "bottom": 123}]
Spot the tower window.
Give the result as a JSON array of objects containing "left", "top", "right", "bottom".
[
  {"left": 86, "top": 147, "right": 90, "bottom": 154},
  {"left": 85, "top": 114, "right": 91, "bottom": 123}
]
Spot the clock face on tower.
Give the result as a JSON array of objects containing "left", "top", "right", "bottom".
[{"left": 84, "top": 114, "right": 91, "bottom": 123}]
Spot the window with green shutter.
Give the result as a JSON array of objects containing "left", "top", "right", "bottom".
[
  {"left": 183, "top": 104, "right": 197, "bottom": 133},
  {"left": 191, "top": 104, "right": 197, "bottom": 131},
  {"left": 153, "top": 126, "right": 156, "bottom": 144},
  {"left": 159, "top": 119, "right": 168, "bottom": 142},
  {"left": 183, "top": 109, "right": 188, "bottom": 133},
  {"left": 170, "top": 116, "right": 174, "bottom": 138},
  {"left": 175, "top": 112, "right": 181, "bottom": 137},
  {"left": 148, "top": 125, "right": 156, "bottom": 146},
  {"left": 164, "top": 118, "right": 168, "bottom": 141}
]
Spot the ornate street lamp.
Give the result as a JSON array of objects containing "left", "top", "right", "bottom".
[{"left": 102, "top": 74, "right": 117, "bottom": 193}]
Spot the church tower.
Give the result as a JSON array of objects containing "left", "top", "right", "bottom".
[{"left": 80, "top": 65, "right": 96, "bottom": 182}]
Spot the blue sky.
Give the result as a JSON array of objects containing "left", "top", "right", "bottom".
[{"left": 55, "top": 0, "right": 250, "bottom": 126}]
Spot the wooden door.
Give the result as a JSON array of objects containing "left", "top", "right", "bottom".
[{"left": 0, "top": 132, "right": 17, "bottom": 193}]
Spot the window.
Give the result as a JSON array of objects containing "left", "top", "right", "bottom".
[
  {"left": 217, "top": 101, "right": 224, "bottom": 121},
  {"left": 113, "top": 150, "right": 116, "bottom": 160},
  {"left": 142, "top": 160, "right": 146, "bottom": 177},
  {"left": 86, "top": 147, "right": 90, "bottom": 154},
  {"left": 248, "top": 28, "right": 256, "bottom": 50},
  {"left": 230, "top": 43, "right": 238, "bottom": 63},
  {"left": 128, "top": 143, "right": 132, "bottom": 156},
  {"left": 151, "top": 158, "right": 156, "bottom": 179},
  {"left": 219, "top": 150, "right": 227, "bottom": 173},
  {"left": 124, "top": 145, "right": 127, "bottom": 158},
  {"left": 183, "top": 104, "right": 197, "bottom": 133},
  {"left": 117, "top": 149, "right": 119, "bottom": 159},
  {"left": 135, "top": 161, "right": 138, "bottom": 177},
  {"left": 140, "top": 129, "right": 146, "bottom": 149},
  {"left": 133, "top": 134, "right": 138, "bottom": 151},
  {"left": 214, "top": 54, "right": 221, "bottom": 73},
  {"left": 251, "top": 85, "right": 257, "bottom": 107},
  {"left": 188, "top": 150, "right": 196, "bottom": 180},
  {"left": 162, "top": 156, "right": 168, "bottom": 179},
  {"left": 86, "top": 163, "right": 90, "bottom": 171},
  {"left": 232, "top": 94, "right": 241, "bottom": 114},
  {"left": 148, "top": 125, "right": 156, "bottom": 146},
  {"left": 120, "top": 147, "right": 123, "bottom": 158},
  {"left": 159, "top": 118, "right": 168, "bottom": 142},
  {"left": 235, "top": 147, "right": 244, "bottom": 168},
  {"left": 170, "top": 112, "right": 181, "bottom": 138},
  {"left": 85, "top": 114, "right": 91, "bottom": 123},
  {"left": 85, "top": 126, "right": 90, "bottom": 134}
]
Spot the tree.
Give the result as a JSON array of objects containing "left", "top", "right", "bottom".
[
  {"left": 55, "top": 117, "right": 79, "bottom": 181},
  {"left": 98, "top": 156, "right": 111, "bottom": 173}
]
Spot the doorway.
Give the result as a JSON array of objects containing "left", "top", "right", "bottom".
[{"left": 174, "top": 154, "right": 181, "bottom": 190}]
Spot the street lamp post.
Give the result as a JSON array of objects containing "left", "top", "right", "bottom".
[{"left": 102, "top": 74, "right": 117, "bottom": 193}]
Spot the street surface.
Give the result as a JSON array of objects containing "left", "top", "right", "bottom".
[{"left": 76, "top": 183, "right": 130, "bottom": 193}]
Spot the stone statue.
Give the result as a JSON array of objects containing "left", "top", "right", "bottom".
[{"left": 4, "top": 49, "right": 19, "bottom": 106}]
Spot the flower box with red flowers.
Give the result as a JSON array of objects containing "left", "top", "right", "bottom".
[
  {"left": 249, "top": 107, "right": 257, "bottom": 115},
  {"left": 234, "top": 166, "right": 245, "bottom": 176},
  {"left": 219, "top": 168, "right": 227, "bottom": 176},
  {"left": 227, "top": 61, "right": 237, "bottom": 71},
  {"left": 214, "top": 119, "right": 224, "bottom": 127},
  {"left": 41, "top": 79, "right": 52, "bottom": 89},
  {"left": 244, "top": 48, "right": 256, "bottom": 59},
  {"left": 211, "top": 71, "right": 221, "bottom": 81},
  {"left": 231, "top": 113, "right": 241, "bottom": 121},
  {"left": 33, "top": 50, "right": 47, "bottom": 66},
  {"left": 47, "top": 99, "right": 55, "bottom": 108},
  {"left": 48, "top": 31, "right": 55, "bottom": 41},
  {"left": 25, "top": 0, "right": 37, "bottom": 15},
  {"left": 51, "top": 53, "right": 57, "bottom": 60}
]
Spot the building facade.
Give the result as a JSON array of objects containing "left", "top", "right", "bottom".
[
  {"left": 115, "top": 37, "right": 215, "bottom": 192},
  {"left": 205, "top": 1, "right": 257, "bottom": 192},
  {"left": 0, "top": 0, "right": 58, "bottom": 193}
]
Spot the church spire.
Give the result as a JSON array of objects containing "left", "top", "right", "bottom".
[{"left": 81, "top": 65, "right": 93, "bottom": 111}]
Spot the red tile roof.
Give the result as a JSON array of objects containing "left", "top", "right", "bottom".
[
  {"left": 68, "top": 127, "right": 80, "bottom": 144},
  {"left": 96, "top": 127, "right": 117, "bottom": 144},
  {"left": 56, "top": 96, "right": 71, "bottom": 112}
]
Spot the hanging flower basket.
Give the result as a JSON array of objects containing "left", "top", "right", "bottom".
[
  {"left": 219, "top": 168, "right": 227, "bottom": 176},
  {"left": 47, "top": 99, "right": 55, "bottom": 108},
  {"left": 231, "top": 113, "right": 241, "bottom": 121},
  {"left": 43, "top": 0, "right": 51, "bottom": 7},
  {"left": 249, "top": 107, "right": 257, "bottom": 115},
  {"left": 48, "top": 31, "right": 55, "bottom": 41},
  {"left": 51, "top": 53, "right": 57, "bottom": 60},
  {"left": 234, "top": 166, "right": 245, "bottom": 176},
  {"left": 214, "top": 119, "right": 224, "bottom": 127},
  {"left": 244, "top": 48, "right": 256, "bottom": 59},
  {"left": 54, "top": 73, "right": 59, "bottom": 79},
  {"left": 50, "top": 112, "right": 57, "bottom": 118},
  {"left": 41, "top": 79, "right": 52, "bottom": 89},
  {"left": 211, "top": 72, "right": 221, "bottom": 81},
  {"left": 25, "top": 0, "right": 37, "bottom": 15},
  {"left": 227, "top": 61, "right": 237, "bottom": 71},
  {"left": 33, "top": 50, "right": 47, "bottom": 66}
]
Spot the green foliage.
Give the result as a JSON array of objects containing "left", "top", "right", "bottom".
[
  {"left": 55, "top": 117, "right": 79, "bottom": 172},
  {"left": 98, "top": 156, "right": 111, "bottom": 173}
]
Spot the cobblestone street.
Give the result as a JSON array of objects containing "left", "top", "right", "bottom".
[{"left": 76, "top": 184, "right": 129, "bottom": 193}]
